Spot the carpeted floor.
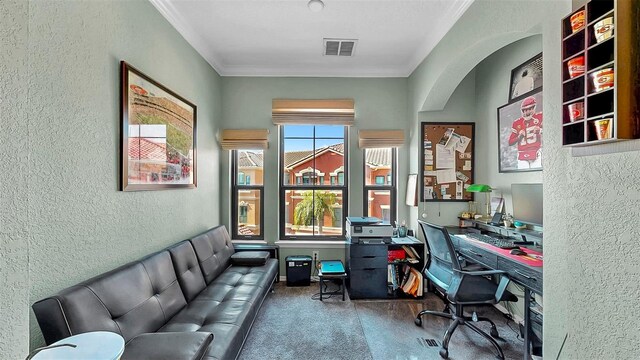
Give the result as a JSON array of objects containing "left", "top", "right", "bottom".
[{"left": 239, "top": 282, "right": 525, "bottom": 360}]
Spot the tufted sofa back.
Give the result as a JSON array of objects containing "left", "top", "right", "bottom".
[
  {"left": 189, "top": 225, "right": 236, "bottom": 284},
  {"left": 32, "top": 226, "right": 239, "bottom": 346},
  {"left": 32, "top": 250, "right": 187, "bottom": 344}
]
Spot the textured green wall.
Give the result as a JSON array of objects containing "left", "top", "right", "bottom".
[
  {"left": 1, "top": 1, "right": 29, "bottom": 358},
  {"left": 3, "top": 0, "right": 223, "bottom": 352}
]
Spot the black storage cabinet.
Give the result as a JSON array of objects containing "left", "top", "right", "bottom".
[
  {"left": 345, "top": 244, "right": 388, "bottom": 299},
  {"left": 285, "top": 255, "right": 312, "bottom": 286}
]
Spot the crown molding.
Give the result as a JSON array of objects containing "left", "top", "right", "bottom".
[
  {"left": 405, "top": 0, "right": 474, "bottom": 74},
  {"left": 220, "top": 65, "right": 409, "bottom": 78},
  {"left": 149, "top": 0, "right": 225, "bottom": 74}
]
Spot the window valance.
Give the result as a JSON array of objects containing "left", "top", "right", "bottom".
[
  {"left": 272, "top": 99, "right": 354, "bottom": 125},
  {"left": 220, "top": 129, "right": 269, "bottom": 150},
  {"left": 358, "top": 129, "right": 405, "bottom": 148}
]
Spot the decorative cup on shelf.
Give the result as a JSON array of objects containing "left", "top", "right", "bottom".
[
  {"left": 570, "top": 10, "right": 585, "bottom": 33},
  {"left": 567, "top": 56, "right": 585, "bottom": 78},
  {"left": 593, "top": 118, "right": 613, "bottom": 140},
  {"left": 397, "top": 226, "right": 407, "bottom": 238},
  {"left": 568, "top": 102, "right": 584, "bottom": 122},
  {"left": 594, "top": 17, "right": 614, "bottom": 43},
  {"left": 591, "top": 68, "right": 614, "bottom": 92}
]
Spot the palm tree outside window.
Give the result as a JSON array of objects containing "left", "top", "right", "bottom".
[{"left": 280, "top": 124, "right": 348, "bottom": 239}]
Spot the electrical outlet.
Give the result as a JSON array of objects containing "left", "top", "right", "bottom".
[{"left": 312, "top": 250, "right": 319, "bottom": 261}]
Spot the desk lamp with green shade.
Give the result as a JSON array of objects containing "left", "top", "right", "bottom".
[{"left": 466, "top": 184, "right": 492, "bottom": 221}]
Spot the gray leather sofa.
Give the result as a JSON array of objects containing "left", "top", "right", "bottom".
[{"left": 32, "top": 225, "right": 278, "bottom": 360}]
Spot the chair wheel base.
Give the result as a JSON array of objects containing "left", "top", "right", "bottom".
[
  {"left": 439, "top": 348, "right": 448, "bottom": 359},
  {"left": 490, "top": 327, "right": 499, "bottom": 338},
  {"left": 414, "top": 317, "right": 422, "bottom": 327}
]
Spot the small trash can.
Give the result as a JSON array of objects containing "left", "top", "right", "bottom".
[{"left": 285, "top": 255, "right": 312, "bottom": 286}]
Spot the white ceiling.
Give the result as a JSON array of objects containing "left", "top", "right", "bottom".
[{"left": 150, "top": 0, "right": 474, "bottom": 77}]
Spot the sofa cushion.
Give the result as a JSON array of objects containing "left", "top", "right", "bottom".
[
  {"left": 216, "top": 260, "right": 278, "bottom": 287},
  {"left": 159, "top": 258, "right": 278, "bottom": 360},
  {"left": 121, "top": 332, "right": 213, "bottom": 360},
  {"left": 140, "top": 251, "right": 188, "bottom": 323},
  {"left": 169, "top": 241, "right": 207, "bottom": 302},
  {"left": 190, "top": 226, "right": 235, "bottom": 284},
  {"left": 230, "top": 251, "right": 269, "bottom": 266}
]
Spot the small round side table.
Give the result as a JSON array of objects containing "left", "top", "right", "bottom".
[{"left": 30, "top": 331, "right": 124, "bottom": 360}]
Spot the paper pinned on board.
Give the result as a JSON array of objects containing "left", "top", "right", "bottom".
[
  {"left": 456, "top": 136, "right": 471, "bottom": 153},
  {"left": 436, "top": 144, "right": 455, "bottom": 169},
  {"left": 445, "top": 132, "right": 462, "bottom": 151},
  {"left": 456, "top": 180, "right": 463, "bottom": 199},
  {"left": 436, "top": 169, "right": 456, "bottom": 184},
  {"left": 456, "top": 171, "right": 469, "bottom": 183},
  {"left": 424, "top": 186, "right": 434, "bottom": 200}
]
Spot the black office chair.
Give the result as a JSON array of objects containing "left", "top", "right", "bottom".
[{"left": 414, "top": 220, "right": 518, "bottom": 359}]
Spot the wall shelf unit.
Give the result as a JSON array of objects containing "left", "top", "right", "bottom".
[{"left": 561, "top": 0, "right": 640, "bottom": 147}]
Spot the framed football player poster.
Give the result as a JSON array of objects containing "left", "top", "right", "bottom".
[{"left": 497, "top": 91, "right": 543, "bottom": 173}]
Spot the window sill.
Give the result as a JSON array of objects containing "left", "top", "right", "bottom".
[{"left": 275, "top": 240, "right": 348, "bottom": 248}]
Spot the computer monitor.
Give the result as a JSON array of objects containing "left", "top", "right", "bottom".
[{"left": 511, "top": 183, "right": 543, "bottom": 226}]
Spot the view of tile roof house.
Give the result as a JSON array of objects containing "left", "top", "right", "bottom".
[{"left": 237, "top": 146, "right": 392, "bottom": 236}]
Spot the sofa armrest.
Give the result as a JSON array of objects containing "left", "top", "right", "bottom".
[
  {"left": 231, "top": 251, "right": 270, "bottom": 266},
  {"left": 121, "top": 332, "right": 213, "bottom": 360}
]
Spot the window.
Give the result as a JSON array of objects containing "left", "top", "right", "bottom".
[
  {"left": 231, "top": 150, "right": 264, "bottom": 239},
  {"left": 363, "top": 148, "right": 397, "bottom": 224},
  {"left": 281, "top": 125, "right": 348, "bottom": 239}
]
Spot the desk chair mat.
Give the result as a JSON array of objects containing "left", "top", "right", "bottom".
[{"left": 460, "top": 235, "right": 543, "bottom": 267}]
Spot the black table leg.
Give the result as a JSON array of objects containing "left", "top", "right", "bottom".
[{"left": 523, "top": 288, "right": 530, "bottom": 360}]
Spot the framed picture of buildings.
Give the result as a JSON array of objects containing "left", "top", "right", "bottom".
[
  {"left": 420, "top": 122, "right": 475, "bottom": 202},
  {"left": 120, "top": 61, "right": 197, "bottom": 191}
]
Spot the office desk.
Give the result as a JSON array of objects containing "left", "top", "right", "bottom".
[{"left": 447, "top": 227, "right": 542, "bottom": 360}]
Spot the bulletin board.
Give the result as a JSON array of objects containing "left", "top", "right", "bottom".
[{"left": 420, "top": 122, "right": 475, "bottom": 202}]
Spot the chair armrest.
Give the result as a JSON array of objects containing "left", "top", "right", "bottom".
[
  {"left": 231, "top": 251, "right": 270, "bottom": 266},
  {"left": 121, "top": 332, "right": 213, "bottom": 360}
]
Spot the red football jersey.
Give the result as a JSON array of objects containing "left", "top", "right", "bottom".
[{"left": 508, "top": 113, "right": 542, "bottom": 160}]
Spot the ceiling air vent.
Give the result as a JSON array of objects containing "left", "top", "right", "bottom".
[{"left": 323, "top": 38, "right": 357, "bottom": 56}]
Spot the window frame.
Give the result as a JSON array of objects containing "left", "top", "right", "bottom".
[
  {"left": 363, "top": 147, "right": 397, "bottom": 224},
  {"left": 279, "top": 125, "right": 349, "bottom": 240},
  {"left": 231, "top": 150, "right": 265, "bottom": 240}
]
